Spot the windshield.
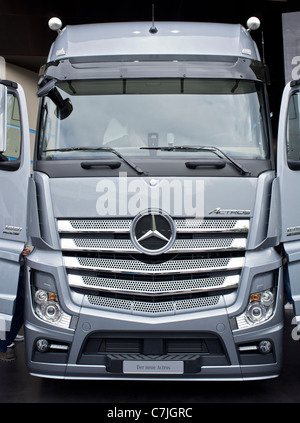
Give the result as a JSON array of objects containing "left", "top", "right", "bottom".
[{"left": 37, "top": 78, "right": 269, "bottom": 161}]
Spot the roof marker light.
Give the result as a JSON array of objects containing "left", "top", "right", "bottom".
[
  {"left": 246, "top": 17, "right": 261, "bottom": 32},
  {"left": 48, "top": 17, "right": 63, "bottom": 33}
]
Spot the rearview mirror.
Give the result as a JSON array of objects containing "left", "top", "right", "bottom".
[
  {"left": 0, "top": 84, "right": 7, "bottom": 153},
  {"left": 37, "top": 80, "right": 73, "bottom": 120}
]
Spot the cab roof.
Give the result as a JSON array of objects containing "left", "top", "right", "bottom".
[{"left": 48, "top": 21, "right": 261, "bottom": 63}]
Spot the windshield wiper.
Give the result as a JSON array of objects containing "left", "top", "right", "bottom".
[
  {"left": 43, "top": 146, "right": 145, "bottom": 175},
  {"left": 141, "top": 145, "right": 251, "bottom": 176}
]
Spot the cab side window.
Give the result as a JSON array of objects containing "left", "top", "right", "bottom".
[
  {"left": 0, "top": 93, "right": 21, "bottom": 170},
  {"left": 287, "top": 91, "right": 300, "bottom": 169}
]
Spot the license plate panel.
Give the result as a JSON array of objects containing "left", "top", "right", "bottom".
[{"left": 123, "top": 360, "right": 184, "bottom": 374}]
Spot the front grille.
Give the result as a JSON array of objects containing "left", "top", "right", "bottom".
[
  {"left": 58, "top": 217, "right": 248, "bottom": 315},
  {"left": 85, "top": 336, "right": 211, "bottom": 355}
]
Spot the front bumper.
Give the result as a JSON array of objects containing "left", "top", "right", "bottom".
[{"left": 25, "top": 300, "right": 283, "bottom": 381}]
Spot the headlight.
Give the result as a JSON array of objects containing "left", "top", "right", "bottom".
[
  {"left": 235, "top": 289, "right": 275, "bottom": 330},
  {"left": 34, "top": 289, "right": 49, "bottom": 304},
  {"left": 246, "top": 302, "right": 267, "bottom": 324},
  {"left": 38, "top": 301, "right": 62, "bottom": 322},
  {"left": 32, "top": 288, "right": 72, "bottom": 329},
  {"left": 261, "top": 290, "right": 274, "bottom": 306}
]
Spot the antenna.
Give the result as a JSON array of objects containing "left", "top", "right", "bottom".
[
  {"left": 261, "top": 31, "right": 266, "bottom": 64},
  {"left": 149, "top": 4, "right": 158, "bottom": 34}
]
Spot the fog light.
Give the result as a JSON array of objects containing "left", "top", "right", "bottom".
[
  {"left": 36, "top": 338, "right": 49, "bottom": 353},
  {"left": 258, "top": 340, "right": 272, "bottom": 354}
]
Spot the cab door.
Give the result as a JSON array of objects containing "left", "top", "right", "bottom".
[
  {"left": 0, "top": 80, "right": 30, "bottom": 335},
  {"left": 277, "top": 79, "right": 300, "bottom": 322}
]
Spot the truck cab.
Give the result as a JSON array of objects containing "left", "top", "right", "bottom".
[{"left": 0, "top": 20, "right": 297, "bottom": 380}]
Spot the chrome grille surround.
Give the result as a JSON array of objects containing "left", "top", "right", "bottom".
[{"left": 58, "top": 217, "right": 248, "bottom": 315}]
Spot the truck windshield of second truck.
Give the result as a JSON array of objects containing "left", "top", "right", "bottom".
[{"left": 38, "top": 78, "right": 270, "bottom": 163}]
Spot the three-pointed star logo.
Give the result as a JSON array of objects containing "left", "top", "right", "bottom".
[{"left": 136, "top": 214, "right": 169, "bottom": 243}]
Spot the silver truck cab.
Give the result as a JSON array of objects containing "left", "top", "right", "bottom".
[{"left": 0, "top": 20, "right": 298, "bottom": 380}]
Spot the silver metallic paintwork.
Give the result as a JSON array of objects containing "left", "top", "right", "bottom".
[{"left": 48, "top": 22, "right": 260, "bottom": 63}]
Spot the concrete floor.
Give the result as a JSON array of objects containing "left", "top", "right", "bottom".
[{"left": 1, "top": 309, "right": 300, "bottom": 404}]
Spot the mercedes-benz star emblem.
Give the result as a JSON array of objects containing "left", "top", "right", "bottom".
[{"left": 131, "top": 210, "right": 176, "bottom": 255}]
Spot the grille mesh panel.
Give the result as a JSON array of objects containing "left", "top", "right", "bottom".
[
  {"left": 61, "top": 237, "right": 245, "bottom": 252},
  {"left": 65, "top": 256, "right": 243, "bottom": 274},
  {"left": 58, "top": 218, "right": 249, "bottom": 233},
  {"left": 87, "top": 294, "right": 221, "bottom": 314},
  {"left": 176, "top": 219, "right": 239, "bottom": 230},
  {"left": 65, "top": 219, "right": 131, "bottom": 231}
]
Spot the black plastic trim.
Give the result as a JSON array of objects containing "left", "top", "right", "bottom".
[
  {"left": 291, "top": 79, "right": 300, "bottom": 88},
  {"left": 288, "top": 159, "right": 300, "bottom": 171},
  {"left": 35, "top": 158, "right": 273, "bottom": 178},
  {"left": 0, "top": 159, "right": 21, "bottom": 171},
  {"left": 38, "top": 57, "right": 268, "bottom": 84},
  {"left": 77, "top": 331, "right": 230, "bottom": 370},
  {"left": 0, "top": 79, "right": 18, "bottom": 89},
  {"left": 185, "top": 159, "right": 226, "bottom": 169},
  {"left": 81, "top": 160, "right": 121, "bottom": 170}
]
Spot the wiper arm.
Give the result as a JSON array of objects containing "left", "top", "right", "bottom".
[
  {"left": 195, "top": 146, "right": 251, "bottom": 176},
  {"left": 43, "top": 146, "right": 145, "bottom": 175},
  {"left": 141, "top": 145, "right": 251, "bottom": 176}
]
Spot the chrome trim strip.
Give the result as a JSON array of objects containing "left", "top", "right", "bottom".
[
  {"left": 31, "top": 372, "right": 278, "bottom": 382},
  {"left": 68, "top": 274, "right": 239, "bottom": 296},
  {"left": 63, "top": 256, "right": 244, "bottom": 274}
]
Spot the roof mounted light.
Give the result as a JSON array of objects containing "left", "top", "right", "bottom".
[
  {"left": 246, "top": 17, "right": 261, "bottom": 32},
  {"left": 48, "top": 17, "right": 63, "bottom": 33}
]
